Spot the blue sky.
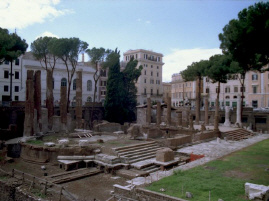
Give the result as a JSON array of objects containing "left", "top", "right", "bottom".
[{"left": 0, "top": 0, "right": 261, "bottom": 81}]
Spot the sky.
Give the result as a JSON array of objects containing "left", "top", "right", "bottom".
[{"left": 0, "top": 0, "right": 262, "bottom": 82}]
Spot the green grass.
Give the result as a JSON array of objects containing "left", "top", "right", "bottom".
[
  {"left": 146, "top": 139, "right": 269, "bottom": 201},
  {"left": 26, "top": 140, "right": 44, "bottom": 145}
]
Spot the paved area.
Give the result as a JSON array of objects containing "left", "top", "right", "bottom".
[{"left": 128, "top": 133, "right": 269, "bottom": 186}]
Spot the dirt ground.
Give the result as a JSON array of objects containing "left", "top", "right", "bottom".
[{"left": 1, "top": 158, "right": 129, "bottom": 201}]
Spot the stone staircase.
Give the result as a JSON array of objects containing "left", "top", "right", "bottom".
[
  {"left": 140, "top": 164, "right": 160, "bottom": 173},
  {"left": 113, "top": 141, "right": 161, "bottom": 164},
  {"left": 223, "top": 128, "right": 256, "bottom": 141}
]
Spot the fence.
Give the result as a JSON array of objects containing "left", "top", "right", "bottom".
[{"left": 0, "top": 168, "right": 77, "bottom": 201}]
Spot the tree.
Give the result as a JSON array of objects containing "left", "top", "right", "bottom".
[
  {"left": 31, "top": 37, "right": 58, "bottom": 129},
  {"left": 3, "top": 31, "right": 28, "bottom": 101},
  {"left": 122, "top": 57, "right": 143, "bottom": 122},
  {"left": 0, "top": 28, "right": 11, "bottom": 64},
  {"left": 219, "top": 1, "right": 269, "bottom": 118},
  {"left": 181, "top": 60, "right": 207, "bottom": 124},
  {"left": 86, "top": 47, "right": 112, "bottom": 127},
  {"left": 104, "top": 49, "right": 142, "bottom": 124},
  {"left": 49, "top": 37, "right": 88, "bottom": 113},
  {"left": 206, "top": 54, "right": 233, "bottom": 131}
]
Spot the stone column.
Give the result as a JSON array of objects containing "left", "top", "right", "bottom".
[
  {"left": 235, "top": 94, "right": 242, "bottom": 127},
  {"left": 60, "top": 85, "right": 67, "bottom": 130},
  {"left": 224, "top": 106, "right": 231, "bottom": 127},
  {"left": 34, "top": 70, "right": 42, "bottom": 132},
  {"left": 182, "top": 108, "right": 189, "bottom": 128},
  {"left": 167, "top": 96, "right": 171, "bottom": 126},
  {"left": 214, "top": 99, "right": 219, "bottom": 131},
  {"left": 46, "top": 70, "right": 54, "bottom": 130},
  {"left": 24, "top": 70, "right": 34, "bottom": 136},
  {"left": 204, "top": 94, "right": 209, "bottom": 125},
  {"left": 189, "top": 112, "right": 194, "bottom": 130},
  {"left": 146, "top": 97, "right": 151, "bottom": 125},
  {"left": 76, "top": 70, "right": 83, "bottom": 129},
  {"left": 156, "top": 101, "right": 161, "bottom": 126},
  {"left": 177, "top": 111, "right": 182, "bottom": 127}
]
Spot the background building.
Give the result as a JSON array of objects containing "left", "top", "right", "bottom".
[
  {"left": 162, "top": 82, "right": 171, "bottom": 101},
  {"left": 123, "top": 49, "right": 164, "bottom": 105}
]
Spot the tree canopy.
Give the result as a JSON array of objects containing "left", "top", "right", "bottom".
[
  {"left": 104, "top": 49, "right": 142, "bottom": 124},
  {"left": 219, "top": 1, "right": 269, "bottom": 72}
]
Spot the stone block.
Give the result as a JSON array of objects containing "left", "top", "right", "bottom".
[
  {"left": 245, "top": 182, "right": 269, "bottom": 200},
  {"left": 156, "top": 148, "right": 174, "bottom": 162}
]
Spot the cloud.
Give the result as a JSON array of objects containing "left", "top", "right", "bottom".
[
  {"left": 162, "top": 48, "right": 222, "bottom": 82},
  {"left": 35, "top": 31, "right": 59, "bottom": 39},
  {"left": 0, "top": 0, "right": 72, "bottom": 29},
  {"left": 137, "top": 18, "right": 151, "bottom": 24},
  {"left": 145, "top": 20, "right": 151, "bottom": 24}
]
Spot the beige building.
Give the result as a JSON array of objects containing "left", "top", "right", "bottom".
[
  {"left": 171, "top": 73, "right": 196, "bottom": 107},
  {"left": 162, "top": 82, "right": 171, "bottom": 101},
  {"left": 123, "top": 49, "right": 164, "bottom": 105}
]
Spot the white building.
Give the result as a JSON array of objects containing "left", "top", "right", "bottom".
[
  {"left": 0, "top": 52, "right": 97, "bottom": 105},
  {"left": 123, "top": 49, "right": 164, "bottom": 105}
]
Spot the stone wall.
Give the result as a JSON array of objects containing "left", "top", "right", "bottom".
[
  {"left": 163, "top": 135, "right": 191, "bottom": 147},
  {"left": 0, "top": 180, "right": 40, "bottom": 201},
  {"left": 193, "top": 131, "right": 217, "bottom": 142},
  {"left": 112, "top": 185, "right": 187, "bottom": 201}
]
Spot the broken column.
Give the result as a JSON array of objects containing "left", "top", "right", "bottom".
[
  {"left": 156, "top": 101, "right": 161, "bottom": 126},
  {"left": 24, "top": 70, "right": 35, "bottom": 136},
  {"left": 146, "top": 97, "right": 151, "bottom": 125},
  {"left": 204, "top": 93, "right": 209, "bottom": 125},
  {"left": 60, "top": 84, "right": 67, "bottom": 131},
  {"left": 76, "top": 70, "right": 82, "bottom": 129},
  {"left": 166, "top": 96, "right": 171, "bottom": 126},
  {"left": 235, "top": 94, "right": 242, "bottom": 127},
  {"left": 182, "top": 108, "right": 189, "bottom": 128},
  {"left": 224, "top": 106, "right": 231, "bottom": 127},
  {"left": 34, "top": 70, "right": 42, "bottom": 132},
  {"left": 46, "top": 69, "right": 54, "bottom": 130},
  {"left": 177, "top": 111, "right": 182, "bottom": 127}
]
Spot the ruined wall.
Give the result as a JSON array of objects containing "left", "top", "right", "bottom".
[
  {"left": 163, "top": 135, "right": 191, "bottom": 147},
  {"left": 193, "top": 131, "right": 217, "bottom": 142},
  {"left": 113, "top": 185, "right": 187, "bottom": 201}
]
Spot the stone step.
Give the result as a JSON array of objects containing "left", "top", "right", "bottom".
[
  {"left": 116, "top": 143, "right": 158, "bottom": 154},
  {"left": 119, "top": 147, "right": 160, "bottom": 158},
  {"left": 145, "top": 167, "right": 160, "bottom": 174},
  {"left": 114, "top": 141, "right": 157, "bottom": 152},
  {"left": 117, "top": 145, "right": 160, "bottom": 156},
  {"left": 129, "top": 155, "right": 155, "bottom": 164},
  {"left": 127, "top": 152, "right": 156, "bottom": 161}
]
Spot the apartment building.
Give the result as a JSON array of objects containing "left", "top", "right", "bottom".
[
  {"left": 162, "top": 82, "right": 171, "bottom": 101},
  {"left": 0, "top": 52, "right": 97, "bottom": 105},
  {"left": 123, "top": 49, "right": 164, "bottom": 105},
  {"left": 171, "top": 73, "right": 196, "bottom": 107}
]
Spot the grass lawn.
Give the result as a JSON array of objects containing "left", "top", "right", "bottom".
[{"left": 146, "top": 139, "right": 269, "bottom": 201}]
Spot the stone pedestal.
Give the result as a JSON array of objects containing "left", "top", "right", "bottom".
[
  {"left": 146, "top": 97, "right": 151, "bottom": 125},
  {"left": 166, "top": 96, "right": 171, "bottom": 126},
  {"left": 204, "top": 94, "right": 209, "bottom": 125},
  {"left": 156, "top": 148, "right": 174, "bottom": 162},
  {"left": 224, "top": 106, "right": 231, "bottom": 127},
  {"left": 76, "top": 70, "right": 83, "bottom": 129},
  {"left": 156, "top": 102, "right": 161, "bottom": 126}
]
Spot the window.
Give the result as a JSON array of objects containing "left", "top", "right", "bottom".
[
  {"left": 225, "top": 87, "right": 230, "bottom": 93},
  {"left": 144, "top": 88, "right": 147, "bottom": 95},
  {"left": 151, "top": 65, "right": 153, "bottom": 68},
  {"left": 87, "top": 96, "right": 92, "bottom": 102},
  {"left": 240, "top": 86, "right": 245, "bottom": 92},
  {"left": 255, "top": 117, "right": 266, "bottom": 124},
  {"left": 211, "top": 102, "right": 215, "bottom": 106},
  {"left": 252, "top": 74, "right": 258, "bottom": 80},
  {"left": 144, "top": 70, "right": 146, "bottom": 75},
  {"left": 101, "top": 70, "right": 106, "bottom": 77},
  {"left": 234, "top": 86, "right": 238, "bottom": 93},
  {"left": 253, "top": 86, "right": 257, "bottom": 94},
  {"left": 14, "top": 96, "right": 19, "bottom": 101},
  {"left": 4, "top": 85, "right": 8, "bottom": 92},
  {"left": 157, "top": 66, "right": 159, "bottom": 69},
  {"left": 206, "top": 88, "right": 209, "bottom": 93},
  {"left": 157, "top": 89, "right": 159, "bottom": 95},
  {"left": 157, "top": 57, "right": 160, "bottom": 62},
  {"left": 151, "top": 89, "right": 153, "bottom": 95},
  {"left": 15, "top": 58, "right": 19, "bottom": 65},
  {"left": 252, "top": 100, "right": 258, "bottom": 108},
  {"left": 144, "top": 79, "right": 147, "bottom": 83},
  {"left": 73, "top": 79, "right": 76, "bottom": 90},
  {"left": 4, "top": 71, "right": 9, "bottom": 78},
  {"left": 4, "top": 60, "right": 9, "bottom": 65},
  {"left": 226, "top": 101, "right": 230, "bottom": 106},
  {"left": 151, "top": 71, "right": 153, "bottom": 76},
  {"left": 225, "top": 96, "right": 230, "bottom": 99},
  {"left": 206, "top": 77, "right": 210, "bottom": 82},
  {"left": 101, "top": 91, "right": 106, "bottom": 95},
  {"left": 150, "top": 79, "right": 154, "bottom": 84},
  {"left": 126, "top": 56, "right": 128, "bottom": 61},
  {"left": 87, "top": 80, "right": 92, "bottom": 91},
  {"left": 14, "top": 86, "right": 19, "bottom": 92},
  {"left": 15, "top": 71, "right": 19, "bottom": 79},
  {"left": 232, "top": 102, "right": 237, "bottom": 107},
  {"left": 157, "top": 72, "right": 159, "bottom": 77},
  {"left": 61, "top": 78, "right": 67, "bottom": 87},
  {"left": 233, "top": 96, "right": 237, "bottom": 99}
]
